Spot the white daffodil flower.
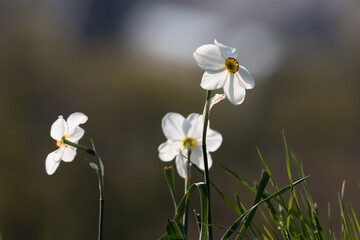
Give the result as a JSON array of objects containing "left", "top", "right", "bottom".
[
  {"left": 158, "top": 112, "right": 222, "bottom": 178},
  {"left": 193, "top": 39, "right": 255, "bottom": 105},
  {"left": 45, "top": 112, "right": 88, "bottom": 175}
]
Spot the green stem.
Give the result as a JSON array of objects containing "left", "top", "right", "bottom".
[
  {"left": 202, "top": 90, "right": 213, "bottom": 239},
  {"left": 183, "top": 147, "right": 192, "bottom": 239},
  {"left": 63, "top": 139, "right": 104, "bottom": 240}
]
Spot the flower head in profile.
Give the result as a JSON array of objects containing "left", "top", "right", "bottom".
[
  {"left": 193, "top": 40, "right": 255, "bottom": 105},
  {"left": 158, "top": 112, "right": 222, "bottom": 178},
  {"left": 45, "top": 112, "right": 88, "bottom": 175}
]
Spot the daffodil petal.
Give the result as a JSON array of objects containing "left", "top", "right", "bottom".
[
  {"left": 186, "top": 113, "right": 203, "bottom": 140},
  {"left": 162, "top": 113, "right": 186, "bottom": 141},
  {"left": 214, "top": 39, "right": 238, "bottom": 59},
  {"left": 187, "top": 147, "right": 199, "bottom": 167},
  {"left": 175, "top": 154, "right": 187, "bottom": 179},
  {"left": 193, "top": 44, "right": 225, "bottom": 71},
  {"left": 158, "top": 141, "right": 180, "bottom": 162},
  {"left": 236, "top": 65, "right": 255, "bottom": 89},
  {"left": 53, "top": 147, "right": 64, "bottom": 162},
  {"left": 67, "top": 112, "right": 88, "bottom": 136},
  {"left": 200, "top": 69, "right": 228, "bottom": 90},
  {"left": 50, "top": 116, "right": 68, "bottom": 140},
  {"left": 62, "top": 146, "right": 77, "bottom": 162},
  {"left": 67, "top": 127, "right": 85, "bottom": 143},
  {"left": 224, "top": 73, "right": 246, "bottom": 105},
  {"left": 206, "top": 129, "right": 223, "bottom": 152},
  {"left": 45, "top": 151, "right": 60, "bottom": 175}
]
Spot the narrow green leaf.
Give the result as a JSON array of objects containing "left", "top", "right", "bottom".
[
  {"left": 222, "top": 176, "right": 309, "bottom": 240},
  {"left": 165, "top": 219, "right": 184, "bottom": 240},
  {"left": 164, "top": 166, "right": 177, "bottom": 211},
  {"left": 350, "top": 202, "right": 360, "bottom": 237},
  {"left": 173, "top": 183, "right": 208, "bottom": 240},
  {"left": 210, "top": 179, "right": 241, "bottom": 215},
  {"left": 236, "top": 171, "right": 270, "bottom": 240},
  {"left": 215, "top": 161, "right": 256, "bottom": 192}
]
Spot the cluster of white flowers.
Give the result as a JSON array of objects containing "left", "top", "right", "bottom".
[
  {"left": 158, "top": 40, "right": 254, "bottom": 178},
  {"left": 45, "top": 40, "right": 253, "bottom": 179}
]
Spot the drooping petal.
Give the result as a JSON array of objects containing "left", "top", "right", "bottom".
[
  {"left": 50, "top": 116, "right": 67, "bottom": 140},
  {"left": 200, "top": 69, "right": 228, "bottom": 90},
  {"left": 193, "top": 44, "right": 225, "bottom": 71},
  {"left": 162, "top": 113, "right": 186, "bottom": 141},
  {"left": 214, "top": 39, "right": 238, "bottom": 59},
  {"left": 223, "top": 73, "right": 246, "bottom": 105},
  {"left": 53, "top": 147, "right": 64, "bottom": 162},
  {"left": 62, "top": 146, "right": 77, "bottom": 162},
  {"left": 175, "top": 154, "right": 187, "bottom": 179},
  {"left": 186, "top": 113, "right": 203, "bottom": 140},
  {"left": 206, "top": 129, "right": 223, "bottom": 152},
  {"left": 67, "top": 112, "right": 88, "bottom": 136},
  {"left": 236, "top": 65, "right": 255, "bottom": 89},
  {"left": 158, "top": 141, "right": 180, "bottom": 162},
  {"left": 45, "top": 151, "right": 61, "bottom": 175},
  {"left": 67, "top": 127, "right": 85, "bottom": 143}
]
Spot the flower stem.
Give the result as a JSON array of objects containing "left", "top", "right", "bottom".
[
  {"left": 202, "top": 90, "right": 213, "bottom": 239},
  {"left": 183, "top": 147, "right": 192, "bottom": 239},
  {"left": 63, "top": 139, "right": 105, "bottom": 240}
]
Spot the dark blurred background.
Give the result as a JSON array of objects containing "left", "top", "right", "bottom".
[{"left": 1, "top": 0, "right": 360, "bottom": 239}]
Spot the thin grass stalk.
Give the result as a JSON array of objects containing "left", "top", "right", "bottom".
[
  {"left": 63, "top": 139, "right": 104, "bottom": 240},
  {"left": 183, "top": 147, "right": 192, "bottom": 239},
  {"left": 202, "top": 90, "right": 213, "bottom": 239}
]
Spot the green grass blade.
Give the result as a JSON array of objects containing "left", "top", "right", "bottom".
[
  {"left": 215, "top": 161, "right": 256, "bottom": 192},
  {"left": 173, "top": 182, "right": 208, "bottom": 240},
  {"left": 159, "top": 182, "right": 209, "bottom": 240},
  {"left": 164, "top": 166, "right": 178, "bottom": 211},
  {"left": 282, "top": 131, "right": 293, "bottom": 184},
  {"left": 350, "top": 203, "right": 360, "bottom": 237},
  {"left": 222, "top": 176, "right": 309, "bottom": 240},
  {"left": 165, "top": 219, "right": 185, "bottom": 240},
  {"left": 236, "top": 171, "right": 270, "bottom": 240},
  {"left": 210, "top": 179, "right": 241, "bottom": 215}
]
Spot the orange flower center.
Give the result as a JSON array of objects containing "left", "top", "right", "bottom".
[{"left": 225, "top": 57, "right": 239, "bottom": 73}]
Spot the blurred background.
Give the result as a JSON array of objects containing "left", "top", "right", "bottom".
[{"left": 1, "top": 0, "right": 360, "bottom": 239}]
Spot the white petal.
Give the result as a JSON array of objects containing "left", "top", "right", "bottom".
[
  {"left": 175, "top": 154, "right": 187, "bottom": 179},
  {"left": 67, "top": 127, "right": 85, "bottom": 143},
  {"left": 223, "top": 73, "right": 246, "bottom": 105},
  {"left": 186, "top": 114, "right": 203, "bottom": 140},
  {"left": 200, "top": 69, "right": 228, "bottom": 90},
  {"left": 62, "top": 146, "right": 77, "bottom": 162},
  {"left": 45, "top": 151, "right": 61, "bottom": 175},
  {"left": 193, "top": 44, "right": 225, "bottom": 71},
  {"left": 236, "top": 65, "right": 255, "bottom": 89},
  {"left": 206, "top": 129, "right": 223, "bottom": 152},
  {"left": 161, "top": 113, "right": 186, "bottom": 141},
  {"left": 158, "top": 141, "right": 180, "bottom": 162},
  {"left": 53, "top": 147, "right": 64, "bottom": 162},
  {"left": 189, "top": 147, "right": 213, "bottom": 171},
  {"left": 50, "top": 116, "right": 67, "bottom": 140},
  {"left": 67, "top": 112, "right": 88, "bottom": 136},
  {"left": 214, "top": 39, "right": 238, "bottom": 59},
  {"left": 189, "top": 147, "right": 202, "bottom": 169}
]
